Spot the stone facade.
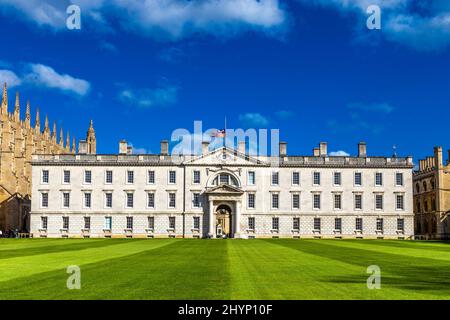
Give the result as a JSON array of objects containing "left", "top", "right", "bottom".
[
  {"left": 0, "top": 83, "right": 95, "bottom": 233},
  {"left": 413, "top": 146, "right": 450, "bottom": 239},
  {"left": 30, "top": 140, "right": 414, "bottom": 239}
]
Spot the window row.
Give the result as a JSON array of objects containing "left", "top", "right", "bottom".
[
  {"left": 250, "top": 193, "right": 405, "bottom": 211},
  {"left": 42, "top": 169, "right": 179, "bottom": 185},
  {"left": 40, "top": 216, "right": 198, "bottom": 231},
  {"left": 248, "top": 217, "right": 405, "bottom": 233}
]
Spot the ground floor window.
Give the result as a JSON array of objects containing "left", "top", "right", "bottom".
[
  {"left": 397, "top": 218, "right": 404, "bottom": 231},
  {"left": 84, "top": 216, "right": 91, "bottom": 229},
  {"left": 62, "top": 216, "right": 69, "bottom": 230},
  {"left": 193, "top": 216, "right": 200, "bottom": 229},
  {"left": 41, "top": 216, "right": 48, "bottom": 230},
  {"left": 314, "top": 218, "right": 321, "bottom": 232},
  {"left": 376, "top": 218, "right": 384, "bottom": 232},
  {"left": 334, "top": 218, "right": 342, "bottom": 231},
  {"left": 293, "top": 217, "right": 300, "bottom": 231},
  {"left": 105, "top": 217, "right": 112, "bottom": 230},
  {"left": 148, "top": 216, "right": 154, "bottom": 229},
  {"left": 356, "top": 218, "right": 363, "bottom": 232},
  {"left": 126, "top": 216, "right": 133, "bottom": 230},
  {"left": 169, "top": 217, "right": 176, "bottom": 230},
  {"left": 272, "top": 217, "right": 279, "bottom": 230},
  {"left": 248, "top": 217, "right": 255, "bottom": 230}
]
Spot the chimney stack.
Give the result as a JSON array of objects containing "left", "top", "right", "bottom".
[
  {"left": 319, "top": 142, "right": 327, "bottom": 157},
  {"left": 238, "top": 141, "right": 246, "bottom": 155},
  {"left": 160, "top": 140, "right": 169, "bottom": 156},
  {"left": 202, "top": 141, "right": 209, "bottom": 155},
  {"left": 358, "top": 142, "right": 367, "bottom": 157},
  {"left": 313, "top": 148, "right": 320, "bottom": 157},
  {"left": 119, "top": 140, "right": 128, "bottom": 155},
  {"left": 279, "top": 142, "right": 287, "bottom": 157}
]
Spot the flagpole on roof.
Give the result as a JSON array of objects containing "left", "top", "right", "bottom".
[{"left": 224, "top": 116, "right": 227, "bottom": 148}]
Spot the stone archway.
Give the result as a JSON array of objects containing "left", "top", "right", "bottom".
[{"left": 215, "top": 204, "right": 232, "bottom": 238}]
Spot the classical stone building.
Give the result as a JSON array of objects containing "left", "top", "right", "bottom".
[
  {"left": 413, "top": 147, "right": 450, "bottom": 239},
  {"left": 0, "top": 83, "right": 93, "bottom": 234},
  {"left": 30, "top": 139, "right": 414, "bottom": 239}
]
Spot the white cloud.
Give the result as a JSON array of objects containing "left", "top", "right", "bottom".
[
  {"left": 347, "top": 102, "right": 395, "bottom": 114},
  {"left": 118, "top": 84, "right": 178, "bottom": 108},
  {"left": 0, "top": 70, "right": 22, "bottom": 87},
  {"left": 0, "top": 0, "right": 286, "bottom": 39},
  {"left": 238, "top": 113, "right": 270, "bottom": 127},
  {"left": 329, "top": 150, "right": 350, "bottom": 156},
  {"left": 25, "top": 64, "right": 91, "bottom": 96},
  {"left": 129, "top": 143, "right": 150, "bottom": 154}
]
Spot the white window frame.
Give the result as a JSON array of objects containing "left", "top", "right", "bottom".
[
  {"left": 333, "top": 171, "right": 342, "bottom": 186},
  {"left": 84, "top": 170, "right": 92, "bottom": 185},
  {"left": 104, "top": 216, "right": 112, "bottom": 230},
  {"left": 375, "top": 172, "right": 383, "bottom": 187},
  {"left": 168, "top": 170, "right": 177, "bottom": 184},
  {"left": 355, "top": 217, "right": 363, "bottom": 232},
  {"left": 83, "top": 192, "right": 92, "bottom": 209},
  {"left": 271, "top": 171, "right": 279, "bottom": 186},
  {"left": 62, "top": 216, "right": 69, "bottom": 230},
  {"left": 40, "top": 216, "right": 48, "bottom": 230},
  {"left": 192, "top": 192, "right": 201, "bottom": 208},
  {"left": 40, "top": 192, "right": 49, "bottom": 208},
  {"left": 62, "top": 169, "right": 71, "bottom": 184},
  {"left": 374, "top": 193, "right": 384, "bottom": 211},
  {"left": 192, "top": 170, "right": 201, "bottom": 184},
  {"left": 105, "top": 170, "right": 113, "bottom": 184},
  {"left": 126, "top": 170, "right": 134, "bottom": 184},
  {"left": 333, "top": 193, "right": 342, "bottom": 210},
  {"left": 354, "top": 193, "right": 363, "bottom": 211},
  {"left": 147, "top": 170, "right": 155, "bottom": 184},
  {"left": 247, "top": 193, "right": 255, "bottom": 209},
  {"left": 312, "top": 193, "right": 321, "bottom": 210},
  {"left": 193, "top": 216, "right": 200, "bottom": 230},
  {"left": 395, "top": 193, "right": 405, "bottom": 211},
  {"left": 104, "top": 192, "right": 113, "bottom": 209},
  {"left": 354, "top": 171, "right": 362, "bottom": 187},
  {"left": 41, "top": 169, "right": 49, "bottom": 184},
  {"left": 126, "top": 216, "right": 133, "bottom": 230},
  {"left": 247, "top": 171, "right": 256, "bottom": 186},
  {"left": 292, "top": 171, "right": 300, "bottom": 186},
  {"left": 168, "top": 192, "right": 176, "bottom": 209},
  {"left": 62, "top": 191, "right": 70, "bottom": 209},
  {"left": 292, "top": 193, "right": 300, "bottom": 210},
  {"left": 125, "top": 192, "right": 134, "bottom": 209},
  {"left": 271, "top": 193, "right": 279, "bottom": 210},
  {"left": 147, "top": 192, "right": 155, "bottom": 209},
  {"left": 395, "top": 172, "right": 404, "bottom": 187},
  {"left": 313, "top": 172, "right": 321, "bottom": 186}
]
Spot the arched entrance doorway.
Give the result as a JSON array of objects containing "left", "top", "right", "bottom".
[{"left": 216, "top": 204, "right": 232, "bottom": 238}]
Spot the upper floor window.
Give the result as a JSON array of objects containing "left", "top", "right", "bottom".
[
  {"left": 193, "top": 170, "right": 201, "bottom": 184},
  {"left": 271, "top": 193, "right": 279, "bottom": 209},
  {"left": 192, "top": 193, "right": 200, "bottom": 208},
  {"left": 42, "top": 170, "right": 49, "bottom": 184},
  {"left": 271, "top": 172, "right": 279, "bottom": 185},
  {"left": 168, "top": 192, "right": 176, "bottom": 208},
  {"left": 127, "top": 170, "right": 134, "bottom": 184},
  {"left": 334, "top": 194, "right": 342, "bottom": 210},
  {"left": 84, "top": 193, "right": 92, "bottom": 208},
  {"left": 354, "top": 172, "right": 362, "bottom": 186},
  {"left": 396, "top": 173, "right": 404, "bottom": 186},
  {"left": 147, "top": 193, "right": 155, "bottom": 208},
  {"left": 105, "top": 193, "right": 113, "bottom": 208},
  {"left": 248, "top": 193, "right": 255, "bottom": 209},
  {"left": 63, "top": 170, "right": 70, "bottom": 184},
  {"left": 354, "top": 194, "right": 363, "bottom": 210},
  {"left": 212, "top": 173, "right": 239, "bottom": 187},
  {"left": 148, "top": 170, "right": 155, "bottom": 184},
  {"left": 313, "top": 172, "right": 321, "bottom": 186},
  {"left": 63, "top": 192, "right": 70, "bottom": 208},
  {"left": 105, "top": 170, "right": 113, "bottom": 184},
  {"left": 334, "top": 172, "right": 341, "bottom": 186},
  {"left": 126, "top": 193, "right": 134, "bottom": 208},
  {"left": 41, "top": 193, "right": 49, "bottom": 208},
  {"left": 169, "top": 170, "right": 176, "bottom": 184},
  {"left": 248, "top": 171, "right": 255, "bottom": 185},
  {"left": 292, "top": 172, "right": 300, "bottom": 185},
  {"left": 375, "top": 172, "right": 383, "bottom": 186},
  {"left": 396, "top": 194, "right": 404, "bottom": 210},
  {"left": 84, "top": 170, "right": 92, "bottom": 184},
  {"left": 375, "top": 194, "right": 383, "bottom": 210},
  {"left": 292, "top": 193, "right": 300, "bottom": 209},
  {"left": 313, "top": 194, "right": 321, "bottom": 210}
]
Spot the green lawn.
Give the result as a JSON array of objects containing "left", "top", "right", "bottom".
[{"left": 0, "top": 238, "right": 449, "bottom": 300}]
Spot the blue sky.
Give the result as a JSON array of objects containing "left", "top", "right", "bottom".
[{"left": 0, "top": 0, "right": 449, "bottom": 161}]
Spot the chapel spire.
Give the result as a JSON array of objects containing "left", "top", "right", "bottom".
[
  {"left": 14, "top": 91, "right": 20, "bottom": 122},
  {"left": 1, "top": 83, "right": 8, "bottom": 114},
  {"left": 35, "top": 108, "right": 41, "bottom": 133},
  {"left": 25, "top": 100, "right": 31, "bottom": 128}
]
